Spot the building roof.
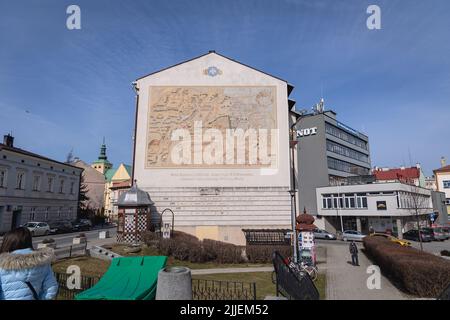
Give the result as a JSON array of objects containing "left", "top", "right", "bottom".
[
  {"left": 135, "top": 51, "right": 294, "bottom": 96},
  {"left": 123, "top": 164, "right": 132, "bottom": 177},
  {"left": 433, "top": 165, "right": 450, "bottom": 174},
  {"left": 117, "top": 184, "right": 154, "bottom": 207},
  {"left": 105, "top": 168, "right": 117, "bottom": 182},
  {"left": 373, "top": 167, "right": 420, "bottom": 182},
  {"left": 0, "top": 143, "right": 83, "bottom": 172}
]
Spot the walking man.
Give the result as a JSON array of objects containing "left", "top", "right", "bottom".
[{"left": 349, "top": 241, "right": 359, "bottom": 266}]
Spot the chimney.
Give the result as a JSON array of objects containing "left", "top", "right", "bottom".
[
  {"left": 3, "top": 134, "right": 14, "bottom": 147},
  {"left": 400, "top": 166, "right": 405, "bottom": 170},
  {"left": 441, "top": 157, "right": 447, "bottom": 168},
  {"left": 416, "top": 163, "right": 421, "bottom": 169}
]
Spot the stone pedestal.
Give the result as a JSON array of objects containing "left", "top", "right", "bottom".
[
  {"left": 73, "top": 236, "right": 87, "bottom": 245},
  {"left": 156, "top": 267, "right": 192, "bottom": 300},
  {"left": 37, "top": 242, "right": 57, "bottom": 249}
]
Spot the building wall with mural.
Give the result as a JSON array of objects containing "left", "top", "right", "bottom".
[{"left": 133, "top": 52, "right": 294, "bottom": 245}]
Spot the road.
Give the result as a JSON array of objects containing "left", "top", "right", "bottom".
[
  {"left": 316, "top": 238, "right": 450, "bottom": 256},
  {"left": 0, "top": 227, "right": 117, "bottom": 249}
]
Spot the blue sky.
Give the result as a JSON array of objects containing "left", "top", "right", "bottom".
[{"left": 0, "top": 0, "right": 449, "bottom": 175}]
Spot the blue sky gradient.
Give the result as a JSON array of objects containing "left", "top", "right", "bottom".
[{"left": 0, "top": 0, "right": 449, "bottom": 175}]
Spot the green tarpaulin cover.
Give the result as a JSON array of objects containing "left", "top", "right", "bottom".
[{"left": 75, "top": 256, "right": 167, "bottom": 300}]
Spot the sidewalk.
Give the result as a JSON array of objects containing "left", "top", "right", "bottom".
[{"left": 324, "top": 243, "right": 408, "bottom": 300}]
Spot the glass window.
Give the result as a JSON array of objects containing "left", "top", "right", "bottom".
[
  {"left": 325, "top": 123, "right": 368, "bottom": 150},
  {"left": 32, "top": 175, "right": 41, "bottom": 191},
  {"left": 47, "top": 177, "right": 54, "bottom": 192},
  {"left": 0, "top": 169, "right": 6, "bottom": 187},
  {"left": 327, "top": 157, "right": 370, "bottom": 175},
  {"left": 443, "top": 180, "right": 450, "bottom": 189},
  {"left": 16, "top": 172, "right": 25, "bottom": 189},
  {"left": 59, "top": 179, "right": 65, "bottom": 193},
  {"left": 326, "top": 140, "right": 369, "bottom": 163}
]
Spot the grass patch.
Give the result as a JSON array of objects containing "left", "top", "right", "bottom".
[{"left": 52, "top": 256, "right": 110, "bottom": 278}]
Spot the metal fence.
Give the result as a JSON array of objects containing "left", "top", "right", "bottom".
[
  {"left": 272, "top": 251, "right": 319, "bottom": 300},
  {"left": 192, "top": 279, "right": 256, "bottom": 300},
  {"left": 54, "top": 272, "right": 256, "bottom": 300},
  {"left": 54, "top": 243, "right": 88, "bottom": 260},
  {"left": 242, "top": 229, "right": 291, "bottom": 246},
  {"left": 55, "top": 272, "right": 100, "bottom": 300}
]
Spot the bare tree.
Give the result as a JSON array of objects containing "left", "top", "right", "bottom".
[{"left": 403, "top": 181, "right": 432, "bottom": 251}]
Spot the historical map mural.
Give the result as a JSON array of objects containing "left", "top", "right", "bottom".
[{"left": 145, "top": 86, "right": 277, "bottom": 168}]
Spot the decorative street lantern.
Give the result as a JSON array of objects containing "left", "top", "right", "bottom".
[
  {"left": 116, "top": 181, "right": 154, "bottom": 244},
  {"left": 295, "top": 208, "right": 317, "bottom": 266}
]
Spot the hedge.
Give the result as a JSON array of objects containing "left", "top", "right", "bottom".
[
  {"left": 363, "top": 236, "right": 450, "bottom": 297},
  {"left": 142, "top": 230, "right": 291, "bottom": 264},
  {"left": 246, "top": 245, "right": 292, "bottom": 263}
]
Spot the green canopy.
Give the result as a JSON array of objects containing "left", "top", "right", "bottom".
[{"left": 75, "top": 256, "right": 167, "bottom": 300}]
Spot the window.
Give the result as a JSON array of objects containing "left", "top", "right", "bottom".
[
  {"left": 58, "top": 207, "right": 62, "bottom": 218},
  {"left": 30, "top": 207, "right": 36, "bottom": 220},
  {"left": 32, "top": 175, "right": 41, "bottom": 191},
  {"left": 59, "top": 179, "right": 65, "bottom": 194},
  {"left": 0, "top": 169, "right": 6, "bottom": 187},
  {"left": 322, "top": 193, "right": 367, "bottom": 209},
  {"left": 45, "top": 207, "right": 50, "bottom": 220},
  {"left": 326, "top": 140, "right": 370, "bottom": 163},
  {"left": 16, "top": 172, "right": 25, "bottom": 189},
  {"left": 325, "top": 123, "right": 368, "bottom": 150},
  {"left": 443, "top": 180, "right": 450, "bottom": 189},
  {"left": 69, "top": 207, "right": 73, "bottom": 218},
  {"left": 70, "top": 181, "right": 75, "bottom": 194},
  {"left": 47, "top": 177, "right": 54, "bottom": 192},
  {"left": 445, "top": 199, "right": 450, "bottom": 205},
  {"left": 327, "top": 157, "right": 370, "bottom": 175}
]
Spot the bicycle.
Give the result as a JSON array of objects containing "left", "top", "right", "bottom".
[
  {"left": 287, "top": 257, "right": 318, "bottom": 281},
  {"left": 271, "top": 256, "right": 319, "bottom": 284}
]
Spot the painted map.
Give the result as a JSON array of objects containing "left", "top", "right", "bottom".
[{"left": 145, "top": 86, "right": 277, "bottom": 168}]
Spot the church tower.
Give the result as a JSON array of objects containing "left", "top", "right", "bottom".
[{"left": 91, "top": 138, "right": 113, "bottom": 175}]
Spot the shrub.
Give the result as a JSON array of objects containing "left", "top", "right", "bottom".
[
  {"left": 157, "top": 231, "right": 208, "bottom": 262},
  {"left": 363, "top": 236, "right": 450, "bottom": 297},
  {"left": 246, "top": 245, "right": 292, "bottom": 263},
  {"left": 203, "top": 239, "right": 244, "bottom": 264},
  {"left": 441, "top": 250, "right": 450, "bottom": 257}
]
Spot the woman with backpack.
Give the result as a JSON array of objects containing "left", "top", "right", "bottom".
[{"left": 0, "top": 227, "right": 58, "bottom": 300}]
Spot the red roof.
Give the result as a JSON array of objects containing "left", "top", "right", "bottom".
[
  {"left": 373, "top": 167, "right": 420, "bottom": 182},
  {"left": 434, "top": 165, "right": 450, "bottom": 174}
]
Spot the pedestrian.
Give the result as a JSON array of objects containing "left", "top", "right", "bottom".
[
  {"left": 0, "top": 227, "right": 58, "bottom": 300},
  {"left": 349, "top": 241, "right": 359, "bottom": 266}
]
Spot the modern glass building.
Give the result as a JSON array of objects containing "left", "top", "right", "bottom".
[{"left": 294, "top": 109, "right": 371, "bottom": 230}]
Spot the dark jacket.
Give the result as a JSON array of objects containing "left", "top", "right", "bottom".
[{"left": 349, "top": 242, "right": 358, "bottom": 255}]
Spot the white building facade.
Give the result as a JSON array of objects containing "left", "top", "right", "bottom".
[
  {"left": 316, "top": 182, "right": 433, "bottom": 237},
  {"left": 132, "top": 52, "right": 295, "bottom": 245},
  {"left": 0, "top": 135, "right": 82, "bottom": 233}
]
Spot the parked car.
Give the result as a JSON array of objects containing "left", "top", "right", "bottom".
[
  {"left": 441, "top": 226, "right": 450, "bottom": 239},
  {"left": 313, "top": 228, "right": 336, "bottom": 240},
  {"left": 369, "top": 233, "right": 411, "bottom": 246},
  {"left": 22, "top": 222, "right": 51, "bottom": 236},
  {"left": 402, "top": 229, "right": 433, "bottom": 242},
  {"left": 341, "top": 230, "right": 366, "bottom": 242},
  {"left": 72, "top": 220, "right": 92, "bottom": 231},
  {"left": 49, "top": 221, "right": 74, "bottom": 234},
  {"left": 423, "top": 227, "right": 447, "bottom": 241}
]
